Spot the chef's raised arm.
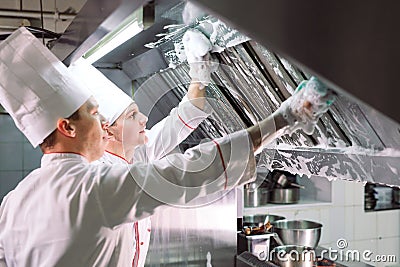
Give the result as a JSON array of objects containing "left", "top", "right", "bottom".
[{"left": 94, "top": 129, "right": 255, "bottom": 227}]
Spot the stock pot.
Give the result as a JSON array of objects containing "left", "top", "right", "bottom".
[{"left": 272, "top": 220, "right": 322, "bottom": 248}]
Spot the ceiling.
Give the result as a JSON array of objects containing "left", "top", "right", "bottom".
[{"left": 0, "top": 0, "right": 86, "bottom": 35}]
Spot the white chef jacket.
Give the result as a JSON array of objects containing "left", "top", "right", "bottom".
[
  {"left": 98, "top": 95, "right": 212, "bottom": 267},
  {"left": 0, "top": 129, "right": 256, "bottom": 267}
]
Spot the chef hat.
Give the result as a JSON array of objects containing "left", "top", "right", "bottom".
[
  {"left": 69, "top": 60, "right": 133, "bottom": 125},
  {"left": 0, "top": 27, "right": 92, "bottom": 147}
]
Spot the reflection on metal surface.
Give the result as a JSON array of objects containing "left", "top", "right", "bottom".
[
  {"left": 192, "top": 0, "right": 400, "bottom": 123},
  {"left": 134, "top": 64, "right": 248, "bottom": 138},
  {"left": 135, "top": 7, "right": 400, "bottom": 186},
  {"left": 258, "top": 147, "right": 400, "bottom": 185},
  {"left": 329, "top": 96, "right": 385, "bottom": 150},
  {"left": 146, "top": 191, "right": 237, "bottom": 266}
]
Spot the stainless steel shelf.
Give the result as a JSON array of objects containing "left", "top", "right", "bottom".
[{"left": 243, "top": 199, "right": 332, "bottom": 215}]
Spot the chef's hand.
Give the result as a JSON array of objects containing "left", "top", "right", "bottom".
[
  {"left": 274, "top": 76, "right": 336, "bottom": 135},
  {"left": 248, "top": 77, "right": 336, "bottom": 154},
  {"left": 182, "top": 29, "right": 218, "bottom": 89},
  {"left": 247, "top": 77, "right": 336, "bottom": 154}
]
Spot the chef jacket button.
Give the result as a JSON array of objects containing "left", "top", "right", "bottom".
[
  {"left": 140, "top": 242, "right": 144, "bottom": 245},
  {"left": 147, "top": 229, "right": 151, "bottom": 232}
]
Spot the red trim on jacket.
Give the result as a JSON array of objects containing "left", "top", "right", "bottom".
[
  {"left": 212, "top": 139, "right": 228, "bottom": 190},
  {"left": 132, "top": 222, "right": 140, "bottom": 267},
  {"left": 178, "top": 114, "right": 195, "bottom": 130},
  {"left": 105, "top": 150, "right": 130, "bottom": 163}
]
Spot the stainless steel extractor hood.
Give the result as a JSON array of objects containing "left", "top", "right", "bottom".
[
  {"left": 191, "top": 0, "right": 400, "bottom": 124},
  {"left": 50, "top": 0, "right": 400, "bottom": 187}
]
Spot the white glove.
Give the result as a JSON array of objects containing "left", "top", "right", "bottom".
[
  {"left": 182, "top": 29, "right": 218, "bottom": 89},
  {"left": 182, "top": 1, "right": 207, "bottom": 25},
  {"left": 274, "top": 76, "right": 336, "bottom": 135}
]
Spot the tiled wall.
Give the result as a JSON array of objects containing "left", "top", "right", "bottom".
[
  {"left": 273, "top": 179, "right": 400, "bottom": 267},
  {"left": 0, "top": 114, "right": 42, "bottom": 200}
]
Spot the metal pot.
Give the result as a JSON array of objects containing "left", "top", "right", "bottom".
[
  {"left": 270, "top": 188, "right": 299, "bottom": 204},
  {"left": 243, "top": 214, "right": 286, "bottom": 229},
  {"left": 271, "top": 245, "right": 315, "bottom": 267},
  {"left": 243, "top": 214, "right": 286, "bottom": 226},
  {"left": 237, "top": 232, "right": 275, "bottom": 261},
  {"left": 274, "top": 172, "right": 305, "bottom": 189},
  {"left": 244, "top": 182, "right": 270, "bottom": 207},
  {"left": 273, "top": 220, "right": 322, "bottom": 248}
]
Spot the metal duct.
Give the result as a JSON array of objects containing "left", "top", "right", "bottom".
[
  {"left": 49, "top": 0, "right": 400, "bottom": 185},
  {"left": 126, "top": 2, "right": 399, "bottom": 187},
  {"left": 191, "top": 0, "right": 400, "bottom": 124}
]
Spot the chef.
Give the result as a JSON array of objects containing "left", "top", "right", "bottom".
[
  {"left": 68, "top": 29, "right": 215, "bottom": 267},
  {"left": 0, "top": 27, "right": 335, "bottom": 266}
]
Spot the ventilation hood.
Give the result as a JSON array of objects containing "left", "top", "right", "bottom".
[{"left": 51, "top": 0, "right": 400, "bottom": 187}]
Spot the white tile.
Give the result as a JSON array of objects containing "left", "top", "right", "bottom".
[
  {"left": 377, "top": 237, "right": 399, "bottom": 267},
  {"left": 310, "top": 175, "right": 332, "bottom": 202},
  {"left": 353, "top": 181, "right": 364, "bottom": 206},
  {"left": 328, "top": 206, "right": 351, "bottom": 245},
  {"left": 0, "top": 115, "right": 24, "bottom": 142},
  {"left": 319, "top": 208, "right": 331, "bottom": 245},
  {"left": 294, "top": 209, "right": 321, "bottom": 222},
  {"left": 344, "top": 180, "right": 356, "bottom": 206},
  {"left": 23, "top": 143, "right": 42, "bottom": 171},
  {"left": 351, "top": 239, "right": 378, "bottom": 264},
  {"left": 332, "top": 179, "right": 346, "bottom": 206},
  {"left": 273, "top": 210, "right": 296, "bottom": 221},
  {"left": 344, "top": 206, "right": 355, "bottom": 242},
  {"left": 377, "top": 210, "right": 400, "bottom": 239},
  {"left": 0, "top": 143, "right": 23, "bottom": 171},
  {"left": 0, "top": 171, "right": 24, "bottom": 200},
  {"left": 353, "top": 205, "right": 377, "bottom": 240}
]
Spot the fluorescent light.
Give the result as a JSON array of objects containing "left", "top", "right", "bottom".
[{"left": 82, "top": 10, "right": 144, "bottom": 64}]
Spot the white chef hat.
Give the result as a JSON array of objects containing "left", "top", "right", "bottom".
[
  {"left": 0, "top": 27, "right": 92, "bottom": 147},
  {"left": 69, "top": 60, "right": 133, "bottom": 125}
]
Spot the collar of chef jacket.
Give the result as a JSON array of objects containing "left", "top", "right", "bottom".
[{"left": 41, "top": 153, "right": 89, "bottom": 167}]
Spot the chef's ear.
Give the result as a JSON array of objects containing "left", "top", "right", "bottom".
[{"left": 56, "top": 118, "right": 77, "bottom": 138}]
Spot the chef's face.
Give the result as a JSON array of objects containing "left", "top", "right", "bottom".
[
  {"left": 113, "top": 103, "right": 148, "bottom": 149},
  {"left": 74, "top": 97, "right": 109, "bottom": 161}
]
